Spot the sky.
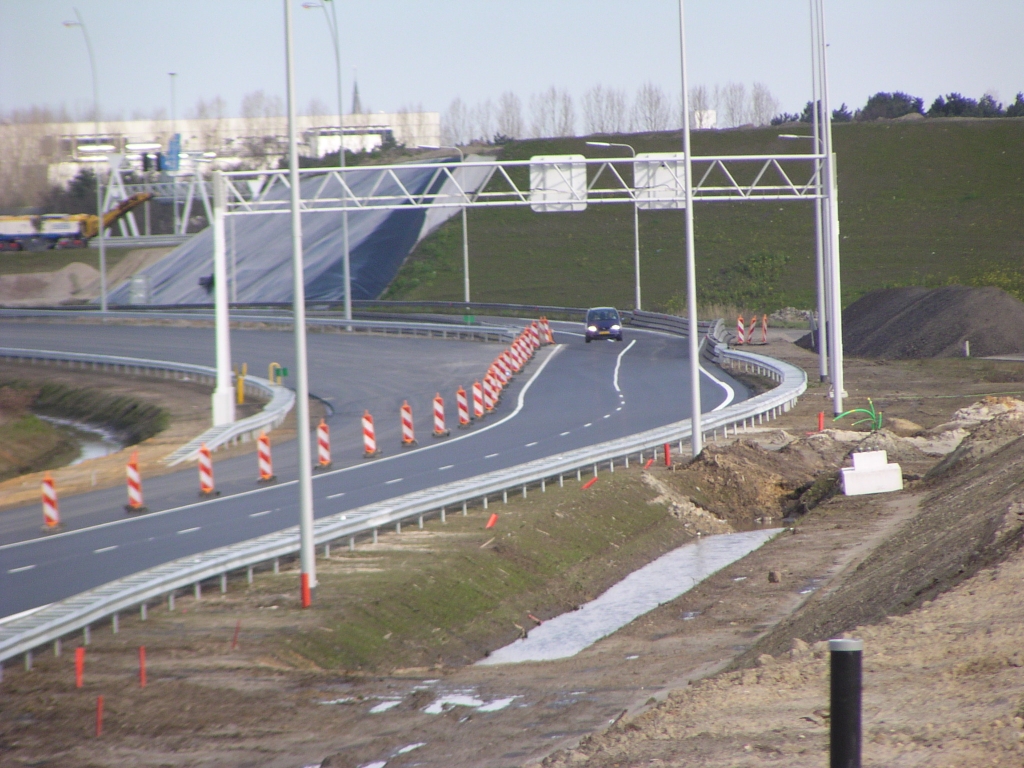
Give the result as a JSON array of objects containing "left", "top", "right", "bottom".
[{"left": 0, "top": 1, "right": 1021, "bottom": 123}]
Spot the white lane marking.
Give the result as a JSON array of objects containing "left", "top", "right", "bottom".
[
  {"left": 702, "top": 367, "right": 736, "bottom": 410},
  {"left": 0, "top": 345, "right": 566, "bottom": 554},
  {"left": 525, "top": 441, "right": 538, "bottom": 448},
  {"left": 439, "top": 464, "right": 454, "bottom": 471},
  {"left": 559, "top": 431, "right": 570, "bottom": 436},
  {"left": 326, "top": 492, "right": 346, "bottom": 499},
  {"left": 250, "top": 510, "right": 272, "bottom": 517},
  {"left": 613, "top": 339, "right": 637, "bottom": 393},
  {"left": 93, "top": 545, "right": 118, "bottom": 554},
  {"left": 616, "top": 407, "right": 622, "bottom": 412},
  {"left": 177, "top": 527, "right": 201, "bottom": 535},
  {"left": 7, "top": 564, "right": 36, "bottom": 574},
  {"left": 385, "top": 478, "right": 403, "bottom": 485},
  {"left": 485, "top": 452, "right": 499, "bottom": 459},
  {"left": 603, "top": 414, "right": 611, "bottom": 419},
  {"left": 583, "top": 423, "right": 592, "bottom": 428}
]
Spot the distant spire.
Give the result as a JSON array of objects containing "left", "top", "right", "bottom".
[{"left": 351, "top": 68, "right": 362, "bottom": 115}]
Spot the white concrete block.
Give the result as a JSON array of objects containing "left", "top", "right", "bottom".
[
  {"left": 841, "top": 453, "right": 904, "bottom": 496},
  {"left": 851, "top": 450, "right": 888, "bottom": 471}
]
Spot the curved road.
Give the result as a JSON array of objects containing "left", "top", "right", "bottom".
[{"left": 0, "top": 319, "right": 749, "bottom": 617}]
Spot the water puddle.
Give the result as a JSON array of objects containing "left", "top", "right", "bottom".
[
  {"left": 479, "top": 528, "right": 782, "bottom": 665},
  {"left": 37, "top": 415, "right": 124, "bottom": 464}
]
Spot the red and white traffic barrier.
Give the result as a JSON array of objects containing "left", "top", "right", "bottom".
[
  {"left": 456, "top": 386, "right": 471, "bottom": 428},
  {"left": 507, "top": 344, "right": 521, "bottom": 373},
  {"left": 494, "top": 356, "right": 510, "bottom": 386},
  {"left": 489, "top": 367, "right": 503, "bottom": 398},
  {"left": 125, "top": 451, "right": 147, "bottom": 513},
  {"left": 317, "top": 419, "right": 332, "bottom": 468},
  {"left": 198, "top": 443, "right": 217, "bottom": 496},
  {"left": 400, "top": 400, "right": 417, "bottom": 447},
  {"left": 362, "top": 410, "right": 380, "bottom": 457},
  {"left": 530, "top": 322, "right": 541, "bottom": 349},
  {"left": 472, "top": 380, "right": 484, "bottom": 419},
  {"left": 500, "top": 351, "right": 514, "bottom": 379},
  {"left": 257, "top": 431, "right": 276, "bottom": 483},
  {"left": 540, "top": 316, "right": 554, "bottom": 343},
  {"left": 432, "top": 393, "right": 449, "bottom": 437},
  {"left": 41, "top": 473, "right": 60, "bottom": 531},
  {"left": 747, "top": 315, "right": 757, "bottom": 344},
  {"left": 761, "top": 313, "right": 768, "bottom": 344},
  {"left": 736, "top": 315, "right": 746, "bottom": 345},
  {"left": 482, "top": 375, "right": 495, "bottom": 413}
]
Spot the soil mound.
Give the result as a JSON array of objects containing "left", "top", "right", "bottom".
[{"left": 797, "top": 285, "right": 1024, "bottom": 359}]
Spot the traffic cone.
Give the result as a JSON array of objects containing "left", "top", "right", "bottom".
[
  {"left": 125, "top": 451, "right": 148, "bottom": 514},
  {"left": 432, "top": 394, "right": 449, "bottom": 438},
  {"left": 198, "top": 443, "right": 218, "bottom": 496},
  {"left": 257, "top": 432, "right": 276, "bottom": 483},
  {"left": 472, "top": 380, "right": 484, "bottom": 419},
  {"left": 316, "top": 419, "right": 332, "bottom": 468},
  {"left": 400, "top": 401, "right": 417, "bottom": 447},
  {"left": 362, "top": 411, "right": 380, "bottom": 457},
  {"left": 456, "top": 386, "right": 471, "bottom": 428},
  {"left": 41, "top": 473, "right": 61, "bottom": 531}
]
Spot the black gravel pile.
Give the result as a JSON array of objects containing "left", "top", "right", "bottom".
[{"left": 797, "top": 285, "right": 1024, "bottom": 359}]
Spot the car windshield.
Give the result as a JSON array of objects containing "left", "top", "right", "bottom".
[{"left": 587, "top": 309, "right": 618, "bottom": 323}]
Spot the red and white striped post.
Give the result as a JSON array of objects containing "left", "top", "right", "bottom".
[
  {"left": 432, "top": 393, "right": 449, "bottom": 437},
  {"left": 500, "top": 351, "right": 514, "bottom": 379},
  {"left": 482, "top": 375, "right": 495, "bottom": 413},
  {"left": 257, "top": 432, "right": 276, "bottom": 483},
  {"left": 362, "top": 411, "right": 380, "bottom": 457},
  {"left": 761, "top": 313, "right": 768, "bottom": 344},
  {"left": 489, "top": 367, "right": 502, "bottom": 398},
  {"left": 509, "top": 343, "right": 522, "bottom": 373},
  {"left": 400, "top": 400, "right": 417, "bottom": 447},
  {"left": 198, "top": 443, "right": 217, "bottom": 496},
  {"left": 41, "top": 473, "right": 60, "bottom": 531},
  {"left": 747, "top": 315, "right": 757, "bottom": 344},
  {"left": 493, "top": 357, "right": 508, "bottom": 386},
  {"left": 125, "top": 451, "right": 147, "bottom": 514},
  {"left": 736, "top": 315, "right": 746, "bottom": 345},
  {"left": 316, "top": 419, "right": 332, "bottom": 468},
  {"left": 456, "top": 386, "right": 471, "bottom": 428},
  {"left": 540, "top": 316, "right": 554, "bottom": 343},
  {"left": 472, "top": 380, "right": 484, "bottom": 419},
  {"left": 530, "top": 322, "right": 541, "bottom": 349}
]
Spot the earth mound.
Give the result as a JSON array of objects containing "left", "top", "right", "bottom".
[{"left": 797, "top": 285, "right": 1024, "bottom": 359}]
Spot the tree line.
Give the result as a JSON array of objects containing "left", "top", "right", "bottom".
[{"left": 772, "top": 90, "right": 1024, "bottom": 125}]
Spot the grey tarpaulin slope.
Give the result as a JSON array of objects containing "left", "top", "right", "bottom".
[{"left": 108, "top": 158, "right": 489, "bottom": 304}]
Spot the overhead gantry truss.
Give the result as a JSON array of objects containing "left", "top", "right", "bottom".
[{"left": 214, "top": 153, "right": 825, "bottom": 217}]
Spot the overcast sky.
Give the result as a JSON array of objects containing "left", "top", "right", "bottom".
[{"left": 1, "top": 1, "right": 1021, "bottom": 123}]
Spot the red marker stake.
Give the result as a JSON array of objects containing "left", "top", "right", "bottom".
[
  {"left": 818, "top": 411, "right": 825, "bottom": 432},
  {"left": 75, "top": 647, "right": 85, "bottom": 688},
  {"left": 644, "top": 458, "right": 654, "bottom": 470},
  {"left": 95, "top": 695, "right": 104, "bottom": 737},
  {"left": 231, "top": 619, "right": 241, "bottom": 650},
  {"left": 300, "top": 573, "right": 311, "bottom": 608},
  {"left": 485, "top": 513, "right": 498, "bottom": 529},
  {"left": 663, "top": 442, "right": 671, "bottom": 467},
  {"left": 139, "top": 646, "right": 146, "bottom": 689},
  {"left": 581, "top": 477, "right": 598, "bottom": 490}
]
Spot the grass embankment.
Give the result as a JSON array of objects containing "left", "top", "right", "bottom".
[
  {"left": 385, "top": 120, "right": 1024, "bottom": 313},
  {"left": 0, "top": 380, "right": 168, "bottom": 481},
  {"left": 0, "top": 246, "right": 134, "bottom": 277},
  {"left": 262, "top": 469, "right": 697, "bottom": 672}
]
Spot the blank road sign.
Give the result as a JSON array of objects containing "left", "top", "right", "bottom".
[
  {"left": 529, "top": 155, "right": 587, "bottom": 212},
  {"left": 634, "top": 152, "right": 686, "bottom": 210}
]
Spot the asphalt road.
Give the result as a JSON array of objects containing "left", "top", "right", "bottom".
[{"left": 0, "top": 319, "right": 748, "bottom": 617}]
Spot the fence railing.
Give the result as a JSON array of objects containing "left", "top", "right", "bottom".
[{"left": 0, "top": 311, "right": 806, "bottom": 668}]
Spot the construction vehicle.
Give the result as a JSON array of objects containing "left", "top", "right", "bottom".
[{"left": 0, "top": 192, "right": 154, "bottom": 251}]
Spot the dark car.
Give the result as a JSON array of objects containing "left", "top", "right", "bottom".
[{"left": 585, "top": 307, "right": 624, "bottom": 342}]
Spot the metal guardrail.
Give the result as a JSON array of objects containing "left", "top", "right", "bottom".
[
  {"left": 88, "top": 234, "right": 191, "bottom": 249},
  {"left": 0, "top": 348, "right": 294, "bottom": 465},
  {"left": 0, "top": 308, "right": 516, "bottom": 344},
  {"left": 0, "top": 311, "right": 806, "bottom": 668}
]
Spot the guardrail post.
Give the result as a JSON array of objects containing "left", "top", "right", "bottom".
[
  {"left": 349, "top": 536, "right": 356, "bottom": 550},
  {"left": 559, "top": 474, "right": 564, "bottom": 488},
  {"left": 83, "top": 625, "right": 90, "bottom": 645},
  {"left": 483, "top": 496, "right": 488, "bottom": 509},
  {"left": 541, "top": 479, "right": 546, "bottom": 492},
  {"left": 273, "top": 558, "right": 279, "bottom": 575},
  {"left": 609, "top": 459, "right": 614, "bottom": 473},
  {"left": 396, "top": 520, "right": 402, "bottom": 534},
  {"left": 373, "top": 528, "right": 378, "bottom": 544},
  {"left": 111, "top": 613, "right": 118, "bottom": 634},
  {"left": 502, "top": 490, "right": 508, "bottom": 504},
  {"left": 24, "top": 650, "right": 32, "bottom": 671},
  {"left": 168, "top": 592, "right": 175, "bottom": 611},
  {"left": 194, "top": 582, "right": 201, "bottom": 600},
  {"left": 462, "top": 501, "right": 468, "bottom": 516},
  {"left": 418, "top": 515, "right": 423, "bottom": 529},
  {"left": 521, "top": 485, "right": 527, "bottom": 498},
  {"left": 441, "top": 507, "right": 446, "bottom": 523},
  {"left": 54, "top": 639, "right": 61, "bottom": 657},
  {"left": 220, "top": 573, "right": 228, "bottom": 593},
  {"left": 140, "top": 602, "right": 147, "bottom": 620},
  {"left": 247, "top": 566, "right": 253, "bottom": 585}
]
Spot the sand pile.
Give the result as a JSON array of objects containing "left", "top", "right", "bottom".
[{"left": 798, "top": 285, "right": 1024, "bottom": 359}]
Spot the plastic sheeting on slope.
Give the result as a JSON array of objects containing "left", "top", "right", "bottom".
[{"left": 108, "top": 160, "right": 473, "bottom": 305}]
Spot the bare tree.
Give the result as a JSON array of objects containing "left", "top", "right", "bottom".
[
  {"left": 721, "top": 82, "right": 748, "bottom": 127},
  {"left": 556, "top": 90, "right": 575, "bottom": 137},
  {"left": 632, "top": 81, "right": 671, "bottom": 132},
  {"left": 495, "top": 91, "right": 523, "bottom": 139},
  {"left": 441, "top": 97, "right": 470, "bottom": 146},
  {"left": 749, "top": 82, "right": 779, "bottom": 126},
  {"left": 582, "top": 85, "right": 629, "bottom": 134},
  {"left": 240, "top": 89, "right": 284, "bottom": 161},
  {"left": 529, "top": 87, "right": 558, "bottom": 138},
  {"left": 471, "top": 99, "right": 494, "bottom": 143}
]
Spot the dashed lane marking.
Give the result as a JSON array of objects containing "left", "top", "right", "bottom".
[
  {"left": 7, "top": 564, "right": 35, "bottom": 574},
  {"left": 249, "top": 510, "right": 272, "bottom": 517},
  {"left": 439, "top": 464, "right": 454, "bottom": 471},
  {"left": 559, "top": 431, "right": 570, "bottom": 436},
  {"left": 525, "top": 441, "right": 538, "bottom": 447},
  {"left": 93, "top": 545, "right": 118, "bottom": 554},
  {"left": 177, "top": 527, "right": 201, "bottom": 535},
  {"left": 485, "top": 453, "right": 499, "bottom": 459},
  {"left": 385, "top": 478, "right": 403, "bottom": 485},
  {"left": 326, "top": 492, "right": 346, "bottom": 499}
]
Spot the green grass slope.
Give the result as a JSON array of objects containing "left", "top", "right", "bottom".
[{"left": 384, "top": 119, "right": 1024, "bottom": 313}]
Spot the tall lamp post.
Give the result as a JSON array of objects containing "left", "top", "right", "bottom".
[
  {"left": 586, "top": 141, "right": 642, "bottom": 311},
  {"left": 63, "top": 10, "right": 107, "bottom": 313},
  {"left": 169, "top": 72, "right": 180, "bottom": 236},
  {"left": 303, "top": 0, "right": 352, "bottom": 322},
  {"left": 677, "top": 0, "right": 703, "bottom": 458},
  {"left": 417, "top": 144, "right": 471, "bottom": 305}
]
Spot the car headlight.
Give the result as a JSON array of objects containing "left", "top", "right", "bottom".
[
  {"left": 587, "top": 325, "right": 597, "bottom": 332},
  {"left": 610, "top": 324, "right": 621, "bottom": 331}
]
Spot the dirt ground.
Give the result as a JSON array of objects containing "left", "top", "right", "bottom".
[{"left": 3, "top": 334, "right": 1024, "bottom": 767}]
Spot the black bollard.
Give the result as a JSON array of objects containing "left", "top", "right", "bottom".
[{"left": 830, "top": 638, "right": 863, "bottom": 768}]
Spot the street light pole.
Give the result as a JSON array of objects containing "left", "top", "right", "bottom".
[
  {"left": 64, "top": 10, "right": 106, "bottom": 312},
  {"left": 678, "top": 0, "right": 703, "bottom": 459},
  {"left": 586, "top": 141, "right": 641, "bottom": 310},
  {"left": 170, "top": 72, "right": 180, "bottom": 236},
  {"left": 284, "top": 0, "right": 317, "bottom": 599},
  {"left": 305, "top": 0, "right": 352, "bottom": 322},
  {"left": 417, "top": 144, "right": 470, "bottom": 304}
]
